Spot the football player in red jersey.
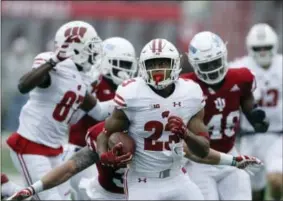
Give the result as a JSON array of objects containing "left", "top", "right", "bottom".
[
  {"left": 80, "top": 121, "right": 127, "bottom": 200},
  {"left": 180, "top": 31, "right": 269, "bottom": 200},
  {"left": 62, "top": 37, "right": 137, "bottom": 199}
]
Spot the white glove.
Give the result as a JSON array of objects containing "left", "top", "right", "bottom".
[{"left": 50, "top": 35, "right": 79, "bottom": 64}]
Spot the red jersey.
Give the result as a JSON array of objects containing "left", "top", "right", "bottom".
[
  {"left": 68, "top": 76, "right": 116, "bottom": 147},
  {"left": 180, "top": 68, "right": 255, "bottom": 153},
  {"left": 86, "top": 121, "right": 125, "bottom": 194}
]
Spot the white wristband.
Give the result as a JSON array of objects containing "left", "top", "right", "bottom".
[
  {"left": 31, "top": 180, "right": 44, "bottom": 194},
  {"left": 219, "top": 153, "right": 234, "bottom": 166}
]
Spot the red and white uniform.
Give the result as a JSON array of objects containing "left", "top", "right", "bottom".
[
  {"left": 62, "top": 76, "right": 116, "bottom": 199},
  {"left": 181, "top": 68, "right": 254, "bottom": 200},
  {"left": 115, "top": 77, "right": 205, "bottom": 200},
  {"left": 230, "top": 54, "right": 283, "bottom": 190},
  {"left": 6, "top": 52, "right": 88, "bottom": 200},
  {"left": 78, "top": 121, "right": 126, "bottom": 200}
]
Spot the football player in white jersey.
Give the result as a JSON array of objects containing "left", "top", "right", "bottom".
[
  {"left": 230, "top": 23, "right": 283, "bottom": 200},
  {"left": 95, "top": 38, "right": 211, "bottom": 200},
  {"left": 6, "top": 20, "right": 112, "bottom": 200},
  {"left": 62, "top": 36, "right": 138, "bottom": 200}
]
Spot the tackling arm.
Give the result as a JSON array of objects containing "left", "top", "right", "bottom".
[
  {"left": 7, "top": 147, "right": 99, "bottom": 201},
  {"left": 41, "top": 147, "right": 99, "bottom": 190}
]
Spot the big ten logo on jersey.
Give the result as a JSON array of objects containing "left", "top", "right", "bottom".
[
  {"left": 144, "top": 110, "right": 180, "bottom": 151},
  {"left": 64, "top": 26, "right": 87, "bottom": 43},
  {"left": 52, "top": 85, "right": 85, "bottom": 123}
]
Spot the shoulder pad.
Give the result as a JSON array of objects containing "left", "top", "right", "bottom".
[
  {"left": 114, "top": 77, "right": 143, "bottom": 109},
  {"left": 180, "top": 78, "right": 205, "bottom": 101}
]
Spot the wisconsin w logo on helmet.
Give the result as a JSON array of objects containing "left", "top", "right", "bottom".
[{"left": 64, "top": 27, "right": 87, "bottom": 43}]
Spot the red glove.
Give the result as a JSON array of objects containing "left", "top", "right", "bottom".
[
  {"left": 100, "top": 143, "right": 132, "bottom": 168},
  {"left": 232, "top": 155, "right": 263, "bottom": 172},
  {"left": 6, "top": 187, "right": 34, "bottom": 201},
  {"left": 167, "top": 116, "right": 187, "bottom": 139}
]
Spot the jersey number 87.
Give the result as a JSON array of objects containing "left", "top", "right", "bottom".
[{"left": 53, "top": 91, "right": 84, "bottom": 122}]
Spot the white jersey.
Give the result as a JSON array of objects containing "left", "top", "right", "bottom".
[
  {"left": 114, "top": 77, "right": 205, "bottom": 173},
  {"left": 229, "top": 54, "right": 283, "bottom": 132},
  {"left": 17, "top": 52, "right": 88, "bottom": 148}
]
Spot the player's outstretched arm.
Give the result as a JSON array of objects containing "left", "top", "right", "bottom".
[
  {"left": 184, "top": 144, "right": 262, "bottom": 170},
  {"left": 96, "top": 108, "right": 132, "bottom": 167},
  {"left": 167, "top": 109, "right": 209, "bottom": 158},
  {"left": 7, "top": 147, "right": 98, "bottom": 201},
  {"left": 185, "top": 108, "right": 210, "bottom": 158},
  {"left": 168, "top": 108, "right": 210, "bottom": 158},
  {"left": 241, "top": 91, "right": 269, "bottom": 133}
]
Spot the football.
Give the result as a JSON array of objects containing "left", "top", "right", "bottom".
[{"left": 108, "top": 132, "right": 136, "bottom": 155}]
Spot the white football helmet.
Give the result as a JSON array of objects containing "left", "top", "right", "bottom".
[
  {"left": 54, "top": 21, "right": 103, "bottom": 72},
  {"left": 139, "top": 38, "right": 181, "bottom": 89},
  {"left": 246, "top": 23, "right": 278, "bottom": 67},
  {"left": 188, "top": 31, "right": 228, "bottom": 85},
  {"left": 100, "top": 37, "right": 137, "bottom": 85}
]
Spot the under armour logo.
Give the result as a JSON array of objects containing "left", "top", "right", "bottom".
[
  {"left": 214, "top": 97, "right": 226, "bottom": 112},
  {"left": 173, "top": 102, "right": 181, "bottom": 107},
  {"left": 138, "top": 178, "right": 147, "bottom": 183}
]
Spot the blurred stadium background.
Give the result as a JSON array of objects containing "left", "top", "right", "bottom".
[{"left": 1, "top": 1, "right": 282, "bottom": 198}]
